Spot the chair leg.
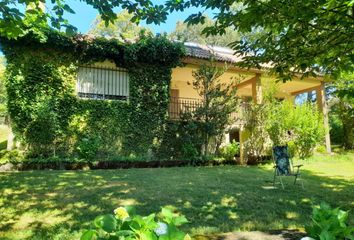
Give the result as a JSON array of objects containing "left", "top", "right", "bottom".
[
  {"left": 295, "top": 174, "right": 304, "bottom": 189},
  {"left": 300, "top": 176, "right": 304, "bottom": 189},
  {"left": 273, "top": 170, "right": 277, "bottom": 187},
  {"left": 294, "top": 175, "right": 298, "bottom": 185}
]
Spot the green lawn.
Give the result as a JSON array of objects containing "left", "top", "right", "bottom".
[{"left": 0, "top": 153, "right": 353, "bottom": 240}]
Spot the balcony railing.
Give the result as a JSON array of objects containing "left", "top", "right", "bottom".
[
  {"left": 168, "top": 97, "right": 250, "bottom": 125},
  {"left": 169, "top": 97, "right": 203, "bottom": 119}
]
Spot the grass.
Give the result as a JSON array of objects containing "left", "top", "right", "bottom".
[{"left": 0, "top": 153, "right": 353, "bottom": 240}]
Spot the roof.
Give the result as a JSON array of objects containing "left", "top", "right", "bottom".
[{"left": 183, "top": 42, "right": 244, "bottom": 63}]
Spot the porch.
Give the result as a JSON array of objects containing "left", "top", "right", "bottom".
[{"left": 170, "top": 61, "right": 331, "bottom": 161}]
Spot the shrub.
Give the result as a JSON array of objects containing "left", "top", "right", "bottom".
[
  {"left": 0, "top": 149, "right": 24, "bottom": 165},
  {"left": 315, "top": 145, "right": 327, "bottom": 154},
  {"left": 243, "top": 103, "right": 272, "bottom": 161},
  {"left": 329, "top": 113, "right": 344, "bottom": 145},
  {"left": 81, "top": 207, "right": 190, "bottom": 240},
  {"left": 305, "top": 203, "right": 354, "bottom": 240},
  {"left": 220, "top": 140, "right": 239, "bottom": 161},
  {"left": 76, "top": 136, "right": 101, "bottom": 160},
  {"left": 266, "top": 101, "right": 325, "bottom": 159}
]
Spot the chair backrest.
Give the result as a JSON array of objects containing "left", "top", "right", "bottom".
[{"left": 273, "top": 146, "right": 291, "bottom": 175}]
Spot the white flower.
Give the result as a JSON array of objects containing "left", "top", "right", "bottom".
[
  {"left": 154, "top": 222, "right": 168, "bottom": 236},
  {"left": 300, "top": 237, "right": 315, "bottom": 240}
]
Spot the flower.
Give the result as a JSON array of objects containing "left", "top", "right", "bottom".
[
  {"left": 154, "top": 222, "right": 168, "bottom": 236},
  {"left": 114, "top": 207, "right": 129, "bottom": 220}
]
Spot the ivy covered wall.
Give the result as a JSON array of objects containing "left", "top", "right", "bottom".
[{"left": 0, "top": 30, "right": 185, "bottom": 159}]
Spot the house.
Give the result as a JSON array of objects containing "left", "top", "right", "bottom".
[
  {"left": 2, "top": 33, "right": 330, "bottom": 160},
  {"left": 76, "top": 41, "right": 331, "bottom": 161}
]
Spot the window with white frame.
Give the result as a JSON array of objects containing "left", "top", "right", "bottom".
[{"left": 77, "top": 66, "right": 129, "bottom": 100}]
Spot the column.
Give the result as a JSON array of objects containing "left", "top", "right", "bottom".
[
  {"left": 252, "top": 74, "right": 262, "bottom": 104},
  {"left": 316, "top": 82, "right": 331, "bottom": 153}
]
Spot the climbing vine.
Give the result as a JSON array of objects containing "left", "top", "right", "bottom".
[{"left": 0, "top": 29, "right": 185, "bottom": 158}]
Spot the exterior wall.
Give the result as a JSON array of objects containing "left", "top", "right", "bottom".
[
  {"left": 171, "top": 64, "right": 255, "bottom": 99},
  {"left": 171, "top": 64, "right": 322, "bottom": 101}
]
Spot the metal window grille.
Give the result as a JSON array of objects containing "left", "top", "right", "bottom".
[{"left": 77, "top": 66, "right": 129, "bottom": 100}]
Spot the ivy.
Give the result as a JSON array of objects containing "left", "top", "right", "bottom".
[{"left": 0, "top": 29, "right": 185, "bottom": 158}]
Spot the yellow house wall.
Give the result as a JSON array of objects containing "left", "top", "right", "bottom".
[
  {"left": 171, "top": 64, "right": 322, "bottom": 101},
  {"left": 171, "top": 64, "right": 255, "bottom": 99}
]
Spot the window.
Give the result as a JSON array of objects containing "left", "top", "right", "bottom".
[{"left": 77, "top": 66, "right": 129, "bottom": 100}]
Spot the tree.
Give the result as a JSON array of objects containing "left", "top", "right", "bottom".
[
  {"left": 0, "top": 56, "right": 6, "bottom": 118},
  {"left": 329, "top": 72, "right": 354, "bottom": 149},
  {"left": 2, "top": 0, "right": 353, "bottom": 80},
  {"left": 169, "top": 17, "right": 240, "bottom": 47},
  {"left": 188, "top": 60, "right": 238, "bottom": 155},
  {"left": 88, "top": 10, "right": 152, "bottom": 41},
  {"left": 167, "top": 0, "right": 354, "bottom": 80},
  {"left": 0, "top": 0, "right": 166, "bottom": 39}
]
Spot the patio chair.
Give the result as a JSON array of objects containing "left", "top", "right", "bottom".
[{"left": 272, "top": 145, "right": 304, "bottom": 189}]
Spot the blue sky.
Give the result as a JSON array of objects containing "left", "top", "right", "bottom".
[{"left": 60, "top": 0, "right": 213, "bottom": 34}]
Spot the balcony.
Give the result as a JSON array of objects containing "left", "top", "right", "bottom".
[
  {"left": 168, "top": 97, "right": 250, "bottom": 125},
  {"left": 169, "top": 97, "right": 203, "bottom": 119}
]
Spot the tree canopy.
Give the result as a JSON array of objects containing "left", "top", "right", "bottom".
[
  {"left": 1, "top": 0, "right": 353, "bottom": 80},
  {"left": 88, "top": 10, "right": 152, "bottom": 42},
  {"left": 169, "top": 17, "right": 240, "bottom": 47},
  {"left": 170, "top": 0, "right": 353, "bottom": 80},
  {"left": 0, "top": 0, "right": 166, "bottom": 38}
]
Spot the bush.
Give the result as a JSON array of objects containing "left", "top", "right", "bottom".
[
  {"left": 305, "top": 203, "right": 354, "bottom": 240},
  {"left": 267, "top": 101, "right": 325, "bottom": 159},
  {"left": 0, "top": 149, "right": 24, "bottom": 165},
  {"left": 315, "top": 145, "right": 327, "bottom": 154},
  {"left": 243, "top": 103, "right": 272, "bottom": 160},
  {"left": 329, "top": 113, "right": 344, "bottom": 145},
  {"left": 81, "top": 206, "right": 190, "bottom": 240},
  {"left": 220, "top": 140, "right": 239, "bottom": 161},
  {"left": 155, "top": 119, "right": 204, "bottom": 161},
  {"left": 76, "top": 136, "right": 102, "bottom": 160}
]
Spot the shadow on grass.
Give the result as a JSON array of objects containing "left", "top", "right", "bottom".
[{"left": 0, "top": 166, "right": 353, "bottom": 239}]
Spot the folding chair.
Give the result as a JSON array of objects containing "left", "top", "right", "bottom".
[{"left": 272, "top": 146, "right": 304, "bottom": 189}]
